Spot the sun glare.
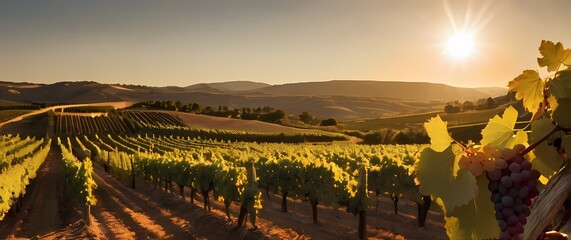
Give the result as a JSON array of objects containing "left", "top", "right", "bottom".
[{"left": 446, "top": 31, "right": 475, "bottom": 59}]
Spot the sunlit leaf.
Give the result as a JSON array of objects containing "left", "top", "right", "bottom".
[
  {"left": 417, "top": 145, "right": 477, "bottom": 213},
  {"left": 537, "top": 40, "right": 571, "bottom": 71},
  {"left": 444, "top": 216, "right": 467, "bottom": 240},
  {"left": 481, "top": 106, "right": 527, "bottom": 148},
  {"left": 547, "top": 95, "right": 559, "bottom": 111},
  {"left": 424, "top": 115, "right": 453, "bottom": 152},
  {"left": 508, "top": 70, "right": 544, "bottom": 115}
]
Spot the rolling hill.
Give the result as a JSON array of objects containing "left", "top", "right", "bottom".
[
  {"left": 200, "top": 81, "right": 270, "bottom": 92},
  {"left": 0, "top": 80, "right": 507, "bottom": 120},
  {"left": 250, "top": 80, "right": 507, "bottom": 101}
]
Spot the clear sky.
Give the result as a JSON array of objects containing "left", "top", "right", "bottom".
[{"left": 0, "top": 0, "right": 569, "bottom": 87}]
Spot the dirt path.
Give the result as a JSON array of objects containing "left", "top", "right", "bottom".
[
  {"left": 89, "top": 166, "right": 198, "bottom": 239},
  {"left": 89, "top": 164, "right": 447, "bottom": 240},
  {"left": 194, "top": 189, "right": 447, "bottom": 240},
  {"left": 0, "top": 148, "right": 77, "bottom": 239}
]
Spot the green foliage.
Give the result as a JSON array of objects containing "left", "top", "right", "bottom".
[
  {"left": 320, "top": 118, "right": 337, "bottom": 126},
  {"left": 369, "top": 156, "right": 417, "bottom": 206},
  {"left": 444, "top": 103, "right": 461, "bottom": 114},
  {"left": 60, "top": 137, "right": 97, "bottom": 206},
  {"left": 259, "top": 110, "right": 286, "bottom": 123},
  {"left": 529, "top": 118, "right": 565, "bottom": 181},
  {"left": 82, "top": 133, "right": 425, "bottom": 236},
  {"left": 417, "top": 145, "right": 477, "bottom": 212},
  {"left": 299, "top": 111, "right": 314, "bottom": 124},
  {"left": 0, "top": 137, "right": 50, "bottom": 221},
  {"left": 242, "top": 162, "right": 262, "bottom": 215},
  {"left": 213, "top": 159, "right": 246, "bottom": 211},
  {"left": 443, "top": 175, "right": 499, "bottom": 239}
]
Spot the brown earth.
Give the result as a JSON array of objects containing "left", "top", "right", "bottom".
[{"left": 0, "top": 148, "right": 79, "bottom": 239}]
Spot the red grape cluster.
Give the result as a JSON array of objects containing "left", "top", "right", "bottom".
[
  {"left": 458, "top": 152, "right": 495, "bottom": 176},
  {"left": 486, "top": 146, "right": 541, "bottom": 240}
]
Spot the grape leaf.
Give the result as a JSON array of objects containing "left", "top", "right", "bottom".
[
  {"left": 548, "top": 68, "right": 571, "bottom": 102},
  {"left": 508, "top": 70, "right": 544, "bottom": 115},
  {"left": 481, "top": 106, "right": 528, "bottom": 148},
  {"left": 424, "top": 115, "right": 453, "bottom": 152},
  {"left": 537, "top": 40, "right": 571, "bottom": 72},
  {"left": 417, "top": 145, "right": 477, "bottom": 213},
  {"left": 547, "top": 95, "right": 559, "bottom": 111},
  {"left": 529, "top": 118, "right": 564, "bottom": 180},
  {"left": 552, "top": 98, "right": 571, "bottom": 129},
  {"left": 443, "top": 175, "right": 500, "bottom": 240}
]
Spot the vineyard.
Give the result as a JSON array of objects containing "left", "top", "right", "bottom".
[
  {"left": 1, "top": 39, "right": 570, "bottom": 239},
  {"left": 0, "top": 127, "right": 448, "bottom": 239},
  {"left": 0, "top": 135, "right": 51, "bottom": 220},
  {"left": 0, "top": 103, "right": 446, "bottom": 239},
  {"left": 47, "top": 108, "right": 347, "bottom": 144},
  {"left": 67, "top": 133, "right": 432, "bottom": 238}
]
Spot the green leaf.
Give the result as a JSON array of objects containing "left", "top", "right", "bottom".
[
  {"left": 444, "top": 175, "right": 500, "bottom": 240},
  {"left": 424, "top": 115, "right": 453, "bottom": 152},
  {"left": 537, "top": 40, "right": 571, "bottom": 71},
  {"left": 529, "top": 118, "right": 564, "bottom": 180},
  {"left": 548, "top": 68, "right": 571, "bottom": 101},
  {"left": 481, "top": 106, "right": 528, "bottom": 148},
  {"left": 508, "top": 70, "right": 545, "bottom": 115},
  {"left": 417, "top": 145, "right": 477, "bottom": 213},
  {"left": 553, "top": 98, "right": 571, "bottom": 129}
]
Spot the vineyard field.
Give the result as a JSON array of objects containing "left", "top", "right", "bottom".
[{"left": 0, "top": 130, "right": 449, "bottom": 239}]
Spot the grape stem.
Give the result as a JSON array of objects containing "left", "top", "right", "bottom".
[{"left": 520, "top": 123, "right": 563, "bottom": 156}]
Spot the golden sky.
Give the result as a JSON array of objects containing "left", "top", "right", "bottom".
[{"left": 0, "top": 0, "right": 569, "bottom": 87}]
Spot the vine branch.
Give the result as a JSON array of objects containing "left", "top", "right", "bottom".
[{"left": 520, "top": 123, "right": 562, "bottom": 156}]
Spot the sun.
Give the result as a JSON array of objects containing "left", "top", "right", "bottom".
[{"left": 446, "top": 31, "right": 475, "bottom": 59}]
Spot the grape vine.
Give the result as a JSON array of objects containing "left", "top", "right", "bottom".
[{"left": 417, "top": 40, "right": 571, "bottom": 239}]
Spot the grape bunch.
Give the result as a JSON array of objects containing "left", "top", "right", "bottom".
[
  {"left": 486, "top": 146, "right": 541, "bottom": 240},
  {"left": 458, "top": 151, "right": 495, "bottom": 176}
]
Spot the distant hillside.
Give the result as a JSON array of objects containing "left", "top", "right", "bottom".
[
  {"left": 252, "top": 80, "right": 506, "bottom": 101},
  {"left": 0, "top": 80, "right": 508, "bottom": 120},
  {"left": 181, "top": 83, "right": 224, "bottom": 93},
  {"left": 202, "top": 81, "right": 270, "bottom": 92}
]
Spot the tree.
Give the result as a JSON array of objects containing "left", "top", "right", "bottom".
[
  {"left": 259, "top": 110, "right": 286, "bottom": 123},
  {"left": 190, "top": 103, "right": 201, "bottom": 113},
  {"left": 180, "top": 104, "right": 191, "bottom": 112},
  {"left": 462, "top": 101, "right": 475, "bottom": 111},
  {"left": 393, "top": 131, "right": 412, "bottom": 144},
  {"left": 486, "top": 97, "right": 496, "bottom": 109},
  {"left": 166, "top": 100, "right": 176, "bottom": 110},
  {"left": 362, "top": 131, "right": 383, "bottom": 144},
  {"left": 320, "top": 118, "right": 337, "bottom": 126},
  {"left": 175, "top": 100, "right": 183, "bottom": 111},
  {"left": 299, "top": 112, "right": 314, "bottom": 124},
  {"left": 444, "top": 104, "right": 460, "bottom": 113}
]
